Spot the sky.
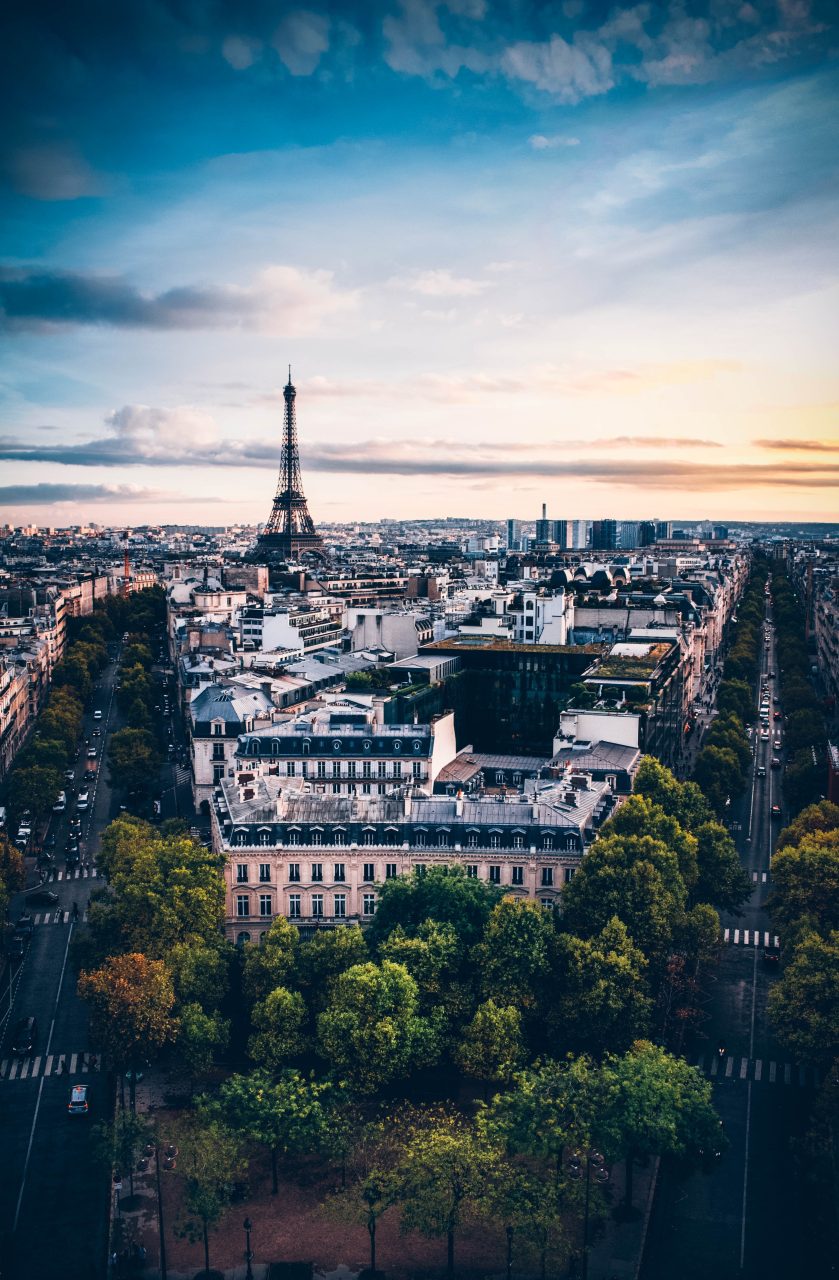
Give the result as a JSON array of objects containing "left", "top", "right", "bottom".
[{"left": 1, "top": 0, "right": 838, "bottom": 527}]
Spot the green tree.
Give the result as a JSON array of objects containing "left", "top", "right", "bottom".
[
  {"left": 717, "top": 678, "right": 753, "bottom": 724},
  {"left": 603, "top": 795, "right": 698, "bottom": 892},
  {"left": 693, "top": 745, "right": 744, "bottom": 815},
  {"left": 242, "top": 915, "right": 299, "bottom": 1004},
  {"left": 317, "top": 960, "right": 437, "bottom": 1093},
  {"left": 249, "top": 986, "right": 307, "bottom": 1070},
  {"left": 172, "top": 1113, "right": 246, "bottom": 1279},
  {"left": 480, "top": 1056, "right": 602, "bottom": 1179},
  {"left": 214, "top": 1069, "right": 329, "bottom": 1194},
  {"left": 179, "top": 1003, "right": 229, "bottom": 1081},
  {"left": 455, "top": 999, "right": 524, "bottom": 1094},
  {"left": 768, "top": 830, "right": 839, "bottom": 938},
  {"left": 633, "top": 757, "right": 713, "bottom": 833},
  {"left": 323, "top": 1114, "right": 405, "bottom": 1274},
  {"left": 108, "top": 727, "right": 161, "bottom": 795},
  {"left": 784, "top": 749, "right": 825, "bottom": 813},
  {"left": 9, "top": 763, "right": 62, "bottom": 828},
  {"left": 126, "top": 697, "right": 152, "bottom": 730},
  {"left": 777, "top": 801, "right": 839, "bottom": 851},
  {"left": 92, "top": 1110, "right": 151, "bottom": 1200},
  {"left": 768, "top": 931, "right": 839, "bottom": 1066},
  {"left": 294, "top": 923, "right": 368, "bottom": 1012},
  {"left": 693, "top": 822, "right": 750, "bottom": 913},
  {"left": 785, "top": 708, "right": 827, "bottom": 756},
  {"left": 122, "top": 641, "right": 154, "bottom": 670},
  {"left": 474, "top": 897, "right": 555, "bottom": 1012},
  {"left": 599, "top": 1041, "right": 722, "bottom": 1210},
  {"left": 550, "top": 917, "right": 651, "bottom": 1055},
  {"left": 397, "top": 1109, "right": 497, "bottom": 1278},
  {"left": 78, "top": 953, "right": 179, "bottom": 1109},
  {"left": 369, "top": 864, "right": 502, "bottom": 951}
]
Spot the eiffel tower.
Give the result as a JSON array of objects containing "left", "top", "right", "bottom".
[{"left": 256, "top": 369, "right": 324, "bottom": 561}]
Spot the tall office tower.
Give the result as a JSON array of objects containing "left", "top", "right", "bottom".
[
  {"left": 256, "top": 370, "right": 324, "bottom": 561},
  {"left": 639, "top": 520, "right": 658, "bottom": 547},
  {"left": 712, "top": 524, "right": 729, "bottom": 540},
  {"left": 552, "top": 519, "right": 569, "bottom": 550},
  {"left": 617, "top": 521, "right": 640, "bottom": 550},
  {"left": 655, "top": 520, "right": 673, "bottom": 540},
  {"left": 591, "top": 519, "right": 618, "bottom": 551},
  {"left": 568, "top": 519, "right": 591, "bottom": 550},
  {"left": 535, "top": 502, "right": 553, "bottom": 545},
  {"left": 506, "top": 518, "right": 522, "bottom": 551}
]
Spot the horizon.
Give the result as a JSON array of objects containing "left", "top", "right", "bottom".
[{"left": 1, "top": 1, "right": 838, "bottom": 526}]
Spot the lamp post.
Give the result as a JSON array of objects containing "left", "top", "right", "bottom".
[
  {"left": 505, "top": 1224, "right": 513, "bottom": 1280},
  {"left": 567, "top": 1150, "right": 609, "bottom": 1280},
  {"left": 243, "top": 1217, "right": 254, "bottom": 1280},
  {"left": 154, "top": 1142, "right": 168, "bottom": 1280}
]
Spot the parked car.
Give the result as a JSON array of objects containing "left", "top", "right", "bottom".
[
  {"left": 68, "top": 1083, "right": 89, "bottom": 1115},
  {"left": 53, "top": 791, "right": 67, "bottom": 812},
  {"left": 93, "top": 710, "right": 102, "bottom": 721},
  {"left": 6, "top": 934, "right": 26, "bottom": 960},
  {"left": 10, "top": 1016, "right": 37, "bottom": 1056},
  {"left": 15, "top": 914, "right": 34, "bottom": 937},
  {"left": 757, "top": 765, "right": 766, "bottom": 777},
  {"left": 76, "top": 790, "right": 90, "bottom": 811}
]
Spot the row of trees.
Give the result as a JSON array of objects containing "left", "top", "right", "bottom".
[
  {"left": 107, "top": 587, "right": 168, "bottom": 802},
  {"left": 769, "top": 568, "right": 829, "bottom": 811}
]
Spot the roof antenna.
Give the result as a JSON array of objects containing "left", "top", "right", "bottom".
[{"left": 287, "top": 363, "right": 292, "bottom": 385}]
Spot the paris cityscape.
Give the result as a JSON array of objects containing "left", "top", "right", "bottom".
[{"left": 1, "top": 3, "right": 838, "bottom": 1280}]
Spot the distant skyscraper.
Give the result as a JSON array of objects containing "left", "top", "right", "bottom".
[
  {"left": 617, "top": 521, "right": 640, "bottom": 550},
  {"left": 568, "top": 519, "right": 590, "bottom": 550},
  {"left": 591, "top": 519, "right": 617, "bottom": 551},
  {"left": 506, "top": 518, "right": 522, "bottom": 551},
  {"left": 535, "top": 502, "right": 553, "bottom": 545},
  {"left": 639, "top": 520, "right": 657, "bottom": 547},
  {"left": 656, "top": 520, "right": 673, "bottom": 540},
  {"left": 712, "top": 524, "right": 729, "bottom": 540}
]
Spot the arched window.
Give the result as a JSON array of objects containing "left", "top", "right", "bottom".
[
  {"left": 248, "top": 739, "right": 259, "bottom": 756},
  {"left": 236, "top": 932, "right": 251, "bottom": 945},
  {"left": 302, "top": 739, "right": 311, "bottom": 755},
  {"left": 363, "top": 828, "right": 375, "bottom": 846},
  {"left": 436, "top": 829, "right": 449, "bottom": 848},
  {"left": 271, "top": 740, "right": 281, "bottom": 756},
  {"left": 415, "top": 830, "right": 427, "bottom": 848},
  {"left": 413, "top": 740, "right": 422, "bottom": 753},
  {"left": 466, "top": 831, "right": 478, "bottom": 848}
]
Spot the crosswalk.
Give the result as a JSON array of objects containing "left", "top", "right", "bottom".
[
  {"left": 723, "top": 928, "right": 779, "bottom": 947},
  {"left": 49, "top": 867, "right": 99, "bottom": 881},
  {"left": 694, "top": 1054, "right": 819, "bottom": 1090},
  {"left": 27, "top": 909, "right": 89, "bottom": 926},
  {"left": 751, "top": 871, "right": 769, "bottom": 884},
  {"left": 0, "top": 1052, "right": 102, "bottom": 1081},
  {"left": 174, "top": 765, "right": 191, "bottom": 786}
]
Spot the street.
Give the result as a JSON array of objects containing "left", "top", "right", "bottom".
[{"left": 642, "top": 603, "right": 825, "bottom": 1278}]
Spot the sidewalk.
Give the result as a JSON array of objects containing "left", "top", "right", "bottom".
[{"left": 586, "top": 1156, "right": 659, "bottom": 1280}]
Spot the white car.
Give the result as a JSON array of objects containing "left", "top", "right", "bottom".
[
  {"left": 76, "top": 790, "right": 90, "bottom": 812},
  {"left": 53, "top": 792, "right": 66, "bottom": 812},
  {"left": 760, "top": 729, "right": 770, "bottom": 740},
  {"left": 93, "top": 710, "right": 103, "bottom": 721}
]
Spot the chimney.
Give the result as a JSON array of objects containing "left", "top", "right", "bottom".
[
  {"left": 565, "top": 790, "right": 577, "bottom": 806},
  {"left": 372, "top": 696, "right": 386, "bottom": 725},
  {"left": 455, "top": 789, "right": 463, "bottom": 818},
  {"left": 404, "top": 788, "right": 412, "bottom": 818},
  {"left": 542, "top": 503, "right": 547, "bottom": 520}
]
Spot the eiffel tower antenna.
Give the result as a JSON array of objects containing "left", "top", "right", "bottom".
[{"left": 256, "top": 369, "right": 324, "bottom": 561}]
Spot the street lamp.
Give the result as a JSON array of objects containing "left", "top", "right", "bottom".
[
  {"left": 505, "top": 1224, "right": 513, "bottom": 1280},
  {"left": 567, "top": 1150, "right": 610, "bottom": 1280},
  {"left": 243, "top": 1217, "right": 254, "bottom": 1280}
]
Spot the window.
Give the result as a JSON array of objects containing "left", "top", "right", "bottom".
[
  {"left": 362, "top": 761, "right": 372, "bottom": 779},
  {"left": 332, "top": 783, "right": 341, "bottom": 794},
  {"left": 236, "top": 931, "right": 251, "bottom": 945},
  {"left": 393, "top": 761, "right": 402, "bottom": 779},
  {"left": 466, "top": 864, "right": 478, "bottom": 878},
  {"left": 213, "top": 764, "right": 224, "bottom": 783},
  {"left": 333, "top": 894, "right": 346, "bottom": 919},
  {"left": 467, "top": 832, "right": 478, "bottom": 848},
  {"left": 413, "top": 761, "right": 422, "bottom": 779},
  {"left": 564, "top": 867, "right": 576, "bottom": 884},
  {"left": 541, "top": 867, "right": 554, "bottom": 887},
  {"left": 512, "top": 865, "right": 524, "bottom": 886},
  {"left": 212, "top": 742, "right": 225, "bottom": 760},
  {"left": 332, "top": 761, "right": 340, "bottom": 778},
  {"left": 259, "top": 894, "right": 272, "bottom": 917},
  {"left": 543, "top": 835, "right": 554, "bottom": 851},
  {"left": 377, "top": 761, "right": 387, "bottom": 778},
  {"left": 333, "top": 829, "right": 345, "bottom": 846},
  {"left": 212, "top": 722, "right": 223, "bottom": 737},
  {"left": 334, "top": 863, "right": 346, "bottom": 882},
  {"left": 436, "top": 830, "right": 448, "bottom": 848},
  {"left": 347, "top": 761, "right": 356, "bottom": 779},
  {"left": 236, "top": 894, "right": 250, "bottom": 918},
  {"left": 378, "top": 784, "right": 386, "bottom": 796},
  {"left": 415, "top": 865, "right": 427, "bottom": 877},
  {"left": 311, "top": 863, "right": 323, "bottom": 882},
  {"left": 333, "top": 739, "right": 342, "bottom": 753},
  {"left": 513, "top": 834, "right": 524, "bottom": 849},
  {"left": 288, "top": 863, "right": 300, "bottom": 882},
  {"left": 415, "top": 831, "right": 426, "bottom": 848},
  {"left": 236, "top": 864, "right": 249, "bottom": 883},
  {"left": 288, "top": 894, "right": 301, "bottom": 919},
  {"left": 385, "top": 863, "right": 397, "bottom": 879},
  {"left": 317, "top": 761, "right": 326, "bottom": 778},
  {"left": 311, "top": 894, "right": 323, "bottom": 918},
  {"left": 288, "top": 830, "right": 300, "bottom": 846},
  {"left": 287, "top": 761, "right": 295, "bottom": 778},
  {"left": 363, "top": 862, "right": 375, "bottom": 882},
  {"left": 489, "top": 833, "right": 500, "bottom": 849},
  {"left": 259, "top": 864, "right": 271, "bottom": 883},
  {"left": 363, "top": 894, "right": 376, "bottom": 916},
  {"left": 363, "top": 829, "right": 375, "bottom": 846},
  {"left": 362, "top": 783, "right": 371, "bottom": 795},
  {"left": 489, "top": 865, "right": 501, "bottom": 884}
]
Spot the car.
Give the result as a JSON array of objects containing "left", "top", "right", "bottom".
[
  {"left": 93, "top": 710, "right": 102, "bottom": 721},
  {"left": 87, "top": 747, "right": 97, "bottom": 759},
  {"left": 774, "top": 738, "right": 782, "bottom": 750},
  {"left": 77, "top": 790, "right": 90, "bottom": 811},
  {"left": 771, "top": 756, "right": 781, "bottom": 769},
  {"left": 53, "top": 791, "right": 67, "bottom": 812},
  {"left": 6, "top": 934, "right": 26, "bottom": 960},
  {"left": 774, "top": 710, "right": 782, "bottom": 721},
  {"left": 24, "top": 887, "right": 59, "bottom": 906},
  {"left": 10, "top": 1016, "right": 37, "bottom": 1056},
  {"left": 761, "top": 729, "right": 770, "bottom": 740},
  {"left": 92, "top": 727, "right": 101, "bottom": 737},
  {"left": 64, "top": 768, "right": 75, "bottom": 783},
  {"left": 68, "top": 1083, "right": 89, "bottom": 1115},
  {"left": 757, "top": 765, "right": 766, "bottom": 777},
  {"left": 763, "top": 944, "right": 781, "bottom": 968},
  {"left": 15, "top": 914, "right": 34, "bottom": 937},
  {"left": 771, "top": 804, "right": 782, "bottom": 818},
  {"left": 769, "top": 670, "right": 775, "bottom": 678}
]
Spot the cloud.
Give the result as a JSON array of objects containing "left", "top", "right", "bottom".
[
  {"left": 222, "top": 35, "right": 263, "bottom": 71},
  {"left": 0, "top": 265, "right": 358, "bottom": 333},
  {"left": 0, "top": 483, "right": 205, "bottom": 506},
  {"left": 754, "top": 437, "right": 839, "bottom": 452},
  {"left": 529, "top": 133, "right": 581, "bottom": 150},
  {"left": 394, "top": 268, "right": 492, "bottom": 298},
  {"left": 273, "top": 10, "right": 330, "bottom": 76},
  {"left": 501, "top": 33, "right": 614, "bottom": 103},
  {"left": 5, "top": 143, "right": 105, "bottom": 201},
  {"left": 383, "top": 0, "right": 492, "bottom": 78}
]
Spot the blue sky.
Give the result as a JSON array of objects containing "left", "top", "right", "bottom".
[{"left": 1, "top": 0, "right": 838, "bottom": 526}]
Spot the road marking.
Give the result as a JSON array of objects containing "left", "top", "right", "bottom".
[
  {"left": 740, "top": 1057, "right": 749, "bottom": 1079},
  {"left": 20, "top": 1059, "right": 30, "bottom": 1080},
  {"left": 44, "top": 1055, "right": 53, "bottom": 1076},
  {"left": 9, "top": 1061, "right": 19, "bottom": 1080},
  {"left": 743, "top": 930, "right": 750, "bottom": 945},
  {"left": 734, "top": 929, "right": 740, "bottom": 944},
  {"left": 69, "top": 1053, "right": 78, "bottom": 1073},
  {"left": 752, "top": 872, "right": 757, "bottom": 883},
  {"left": 769, "top": 1061, "right": 776, "bottom": 1083},
  {"left": 723, "top": 928, "right": 730, "bottom": 942},
  {"left": 784, "top": 1064, "right": 791, "bottom": 1085},
  {"left": 13, "top": 923, "right": 74, "bottom": 1232},
  {"left": 754, "top": 1059, "right": 762, "bottom": 1081},
  {"left": 725, "top": 1056, "right": 734, "bottom": 1078},
  {"left": 774, "top": 935, "right": 780, "bottom": 948},
  {"left": 56, "top": 871, "right": 63, "bottom": 881},
  {"left": 31, "top": 1057, "right": 41, "bottom": 1077}
]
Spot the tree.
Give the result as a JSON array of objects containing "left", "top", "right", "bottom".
[
  {"left": 768, "top": 931, "right": 839, "bottom": 1066},
  {"left": 294, "top": 924, "right": 368, "bottom": 1012},
  {"left": 317, "top": 960, "right": 437, "bottom": 1093},
  {"left": 369, "top": 864, "right": 502, "bottom": 952},
  {"left": 397, "top": 1109, "right": 497, "bottom": 1277},
  {"left": 172, "top": 1113, "right": 246, "bottom": 1279},
  {"left": 549, "top": 917, "right": 651, "bottom": 1055},
  {"left": 92, "top": 1110, "right": 151, "bottom": 1201},
  {"left": 126, "top": 697, "right": 151, "bottom": 730},
  {"left": 323, "top": 1114, "right": 405, "bottom": 1274},
  {"left": 242, "top": 915, "right": 298, "bottom": 1004},
  {"left": 693, "top": 746, "right": 744, "bottom": 815},
  {"left": 249, "top": 986, "right": 307, "bottom": 1070},
  {"left": 379, "top": 919, "right": 461, "bottom": 1004},
  {"left": 108, "top": 727, "right": 161, "bottom": 795},
  {"left": 693, "top": 822, "right": 750, "bottom": 913},
  {"left": 784, "top": 749, "right": 826, "bottom": 813},
  {"left": 78, "top": 953, "right": 178, "bottom": 1109},
  {"left": 768, "top": 830, "right": 839, "bottom": 938},
  {"left": 214, "top": 1069, "right": 329, "bottom": 1195},
  {"left": 777, "top": 801, "right": 839, "bottom": 851},
  {"left": 717, "top": 678, "right": 753, "bottom": 724},
  {"left": 785, "top": 708, "right": 827, "bottom": 756},
  {"left": 179, "top": 1003, "right": 230, "bottom": 1082},
  {"left": 599, "top": 1041, "right": 722, "bottom": 1211},
  {"left": 9, "top": 763, "right": 62, "bottom": 828},
  {"left": 603, "top": 795, "right": 698, "bottom": 892},
  {"left": 632, "top": 757, "right": 712, "bottom": 834},
  {"left": 455, "top": 1000, "right": 524, "bottom": 1095},
  {"left": 474, "top": 897, "right": 555, "bottom": 1012},
  {"left": 122, "top": 641, "right": 154, "bottom": 670}
]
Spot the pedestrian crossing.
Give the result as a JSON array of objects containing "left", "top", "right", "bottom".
[
  {"left": 723, "top": 928, "right": 779, "bottom": 947},
  {"left": 49, "top": 867, "right": 99, "bottom": 881},
  {"left": 28, "top": 909, "right": 89, "bottom": 926},
  {"left": 174, "top": 765, "right": 191, "bottom": 785},
  {"left": 0, "top": 1052, "right": 102, "bottom": 1081},
  {"left": 751, "top": 871, "right": 769, "bottom": 884},
  {"left": 694, "top": 1054, "right": 819, "bottom": 1089}
]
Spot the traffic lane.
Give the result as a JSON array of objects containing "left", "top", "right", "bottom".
[
  {"left": 8, "top": 1072, "right": 111, "bottom": 1280},
  {"left": 50, "top": 948, "right": 92, "bottom": 1051},
  {"left": 642, "top": 1081, "right": 747, "bottom": 1280},
  {"left": 0, "top": 1077, "right": 41, "bottom": 1262},
  {"left": 743, "top": 1081, "right": 809, "bottom": 1280},
  {"left": 0, "top": 928, "right": 69, "bottom": 1058}
]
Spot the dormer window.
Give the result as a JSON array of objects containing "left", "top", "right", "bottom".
[{"left": 212, "top": 722, "right": 223, "bottom": 737}]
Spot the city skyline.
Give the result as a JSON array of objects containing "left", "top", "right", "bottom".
[{"left": 2, "top": 1, "right": 838, "bottom": 526}]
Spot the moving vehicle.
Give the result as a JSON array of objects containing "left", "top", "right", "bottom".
[
  {"left": 87, "top": 747, "right": 97, "bottom": 759},
  {"left": 10, "top": 1016, "right": 37, "bottom": 1056},
  {"left": 763, "top": 944, "right": 781, "bottom": 968},
  {"left": 774, "top": 710, "right": 782, "bottom": 721},
  {"left": 68, "top": 1083, "right": 89, "bottom": 1115},
  {"left": 53, "top": 791, "right": 66, "bottom": 812},
  {"left": 76, "top": 789, "right": 90, "bottom": 811},
  {"left": 757, "top": 765, "right": 766, "bottom": 777},
  {"left": 93, "top": 710, "right": 102, "bottom": 721},
  {"left": 771, "top": 804, "right": 782, "bottom": 818},
  {"left": 24, "top": 887, "right": 59, "bottom": 906},
  {"left": 771, "top": 756, "right": 781, "bottom": 770}
]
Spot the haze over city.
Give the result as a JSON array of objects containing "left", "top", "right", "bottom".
[{"left": 2, "top": 0, "right": 838, "bottom": 528}]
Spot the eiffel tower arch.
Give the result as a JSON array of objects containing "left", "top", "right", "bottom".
[{"left": 254, "top": 369, "right": 325, "bottom": 561}]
